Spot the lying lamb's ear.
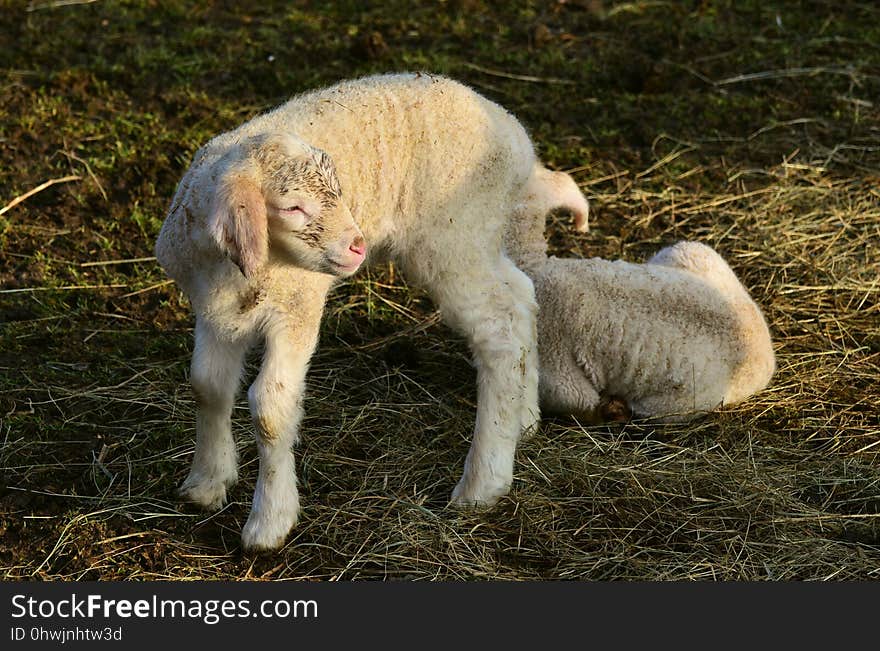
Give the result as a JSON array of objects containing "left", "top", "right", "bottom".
[{"left": 208, "top": 165, "right": 267, "bottom": 278}]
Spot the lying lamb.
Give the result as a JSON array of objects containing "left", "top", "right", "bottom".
[
  {"left": 155, "top": 73, "right": 591, "bottom": 550},
  {"left": 508, "top": 169, "right": 776, "bottom": 422}
]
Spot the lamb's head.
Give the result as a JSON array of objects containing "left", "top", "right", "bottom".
[{"left": 208, "top": 133, "right": 365, "bottom": 279}]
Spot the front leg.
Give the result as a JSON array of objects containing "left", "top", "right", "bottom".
[
  {"left": 241, "top": 308, "right": 324, "bottom": 552},
  {"left": 180, "top": 317, "right": 250, "bottom": 510}
]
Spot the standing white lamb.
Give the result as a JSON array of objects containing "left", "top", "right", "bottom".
[
  {"left": 508, "top": 169, "right": 776, "bottom": 422},
  {"left": 155, "top": 73, "right": 588, "bottom": 551}
]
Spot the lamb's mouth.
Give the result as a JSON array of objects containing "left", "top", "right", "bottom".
[{"left": 324, "top": 256, "right": 363, "bottom": 276}]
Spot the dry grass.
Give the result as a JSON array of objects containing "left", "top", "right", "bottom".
[
  {"left": 3, "top": 163, "right": 877, "bottom": 581},
  {"left": 1, "top": 1, "right": 878, "bottom": 581}
]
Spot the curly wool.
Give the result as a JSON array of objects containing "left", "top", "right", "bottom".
[{"left": 505, "top": 170, "right": 776, "bottom": 422}]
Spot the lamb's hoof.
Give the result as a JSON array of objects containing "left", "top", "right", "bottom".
[
  {"left": 241, "top": 506, "right": 299, "bottom": 552},
  {"left": 600, "top": 396, "right": 632, "bottom": 423},
  {"left": 179, "top": 471, "right": 237, "bottom": 511},
  {"left": 450, "top": 477, "right": 510, "bottom": 508}
]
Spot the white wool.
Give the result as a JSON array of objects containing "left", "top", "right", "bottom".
[
  {"left": 156, "top": 73, "right": 582, "bottom": 550},
  {"left": 505, "top": 173, "right": 775, "bottom": 422}
]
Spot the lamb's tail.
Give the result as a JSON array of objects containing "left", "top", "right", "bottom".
[{"left": 525, "top": 165, "right": 590, "bottom": 232}]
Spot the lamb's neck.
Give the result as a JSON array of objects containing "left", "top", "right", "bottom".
[{"left": 504, "top": 211, "right": 550, "bottom": 275}]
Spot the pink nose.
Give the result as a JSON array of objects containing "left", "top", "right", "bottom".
[{"left": 349, "top": 236, "right": 366, "bottom": 258}]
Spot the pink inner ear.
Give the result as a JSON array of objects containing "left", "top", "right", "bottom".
[{"left": 210, "top": 173, "right": 267, "bottom": 278}]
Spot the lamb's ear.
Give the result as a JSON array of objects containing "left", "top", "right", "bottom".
[{"left": 208, "top": 167, "right": 267, "bottom": 278}]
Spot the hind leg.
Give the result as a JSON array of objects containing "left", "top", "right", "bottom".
[
  {"left": 538, "top": 353, "right": 602, "bottom": 422},
  {"left": 180, "top": 317, "right": 250, "bottom": 510},
  {"left": 419, "top": 253, "right": 539, "bottom": 505}
]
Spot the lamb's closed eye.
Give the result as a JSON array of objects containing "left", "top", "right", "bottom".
[{"left": 272, "top": 205, "right": 311, "bottom": 230}]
